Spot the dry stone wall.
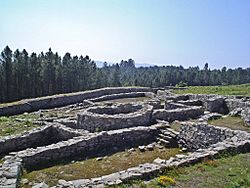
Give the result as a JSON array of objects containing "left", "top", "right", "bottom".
[
  {"left": 77, "top": 103, "right": 154, "bottom": 132},
  {"left": 152, "top": 106, "right": 204, "bottom": 122},
  {"left": 0, "top": 124, "right": 83, "bottom": 155},
  {"left": 88, "top": 92, "right": 152, "bottom": 102},
  {"left": 225, "top": 98, "right": 250, "bottom": 112},
  {"left": 15, "top": 125, "right": 159, "bottom": 170},
  {"left": 55, "top": 123, "right": 250, "bottom": 188},
  {"left": 166, "top": 94, "right": 250, "bottom": 123},
  {"left": 0, "top": 156, "right": 22, "bottom": 188},
  {"left": 178, "top": 122, "right": 250, "bottom": 151},
  {"left": 0, "top": 87, "right": 152, "bottom": 116}
]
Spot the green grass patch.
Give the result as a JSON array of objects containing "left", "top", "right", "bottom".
[
  {"left": 209, "top": 116, "right": 250, "bottom": 132},
  {"left": 114, "top": 153, "right": 250, "bottom": 188},
  {"left": 173, "top": 84, "right": 250, "bottom": 96},
  {"left": 21, "top": 148, "right": 180, "bottom": 187},
  {"left": 170, "top": 121, "right": 182, "bottom": 132},
  {"left": 0, "top": 113, "right": 39, "bottom": 136}
]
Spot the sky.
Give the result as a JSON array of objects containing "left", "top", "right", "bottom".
[{"left": 0, "top": 0, "right": 249, "bottom": 69}]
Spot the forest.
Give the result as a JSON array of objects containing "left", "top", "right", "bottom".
[{"left": 0, "top": 46, "right": 250, "bottom": 103}]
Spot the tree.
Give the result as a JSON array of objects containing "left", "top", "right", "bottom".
[
  {"left": 111, "top": 64, "right": 121, "bottom": 87},
  {"left": 0, "top": 46, "right": 250, "bottom": 103},
  {"left": 0, "top": 46, "right": 13, "bottom": 101}
]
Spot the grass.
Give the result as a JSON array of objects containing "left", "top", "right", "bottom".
[
  {"left": 0, "top": 113, "right": 39, "bottom": 136},
  {"left": 170, "top": 121, "right": 182, "bottom": 132},
  {"left": 173, "top": 84, "right": 250, "bottom": 96},
  {"left": 209, "top": 116, "right": 250, "bottom": 133},
  {"left": 21, "top": 147, "right": 180, "bottom": 187},
  {"left": 113, "top": 152, "right": 250, "bottom": 188}
]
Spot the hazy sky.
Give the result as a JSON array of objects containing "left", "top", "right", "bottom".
[{"left": 0, "top": 0, "right": 249, "bottom": 69}]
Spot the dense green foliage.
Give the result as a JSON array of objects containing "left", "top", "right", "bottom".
[{"left": 1, "top": 46, "right": 250, "bottom": 103}]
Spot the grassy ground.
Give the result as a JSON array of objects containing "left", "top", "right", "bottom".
[
  {"left": 173, "top": 84, "right": 250, "bottom": 96},
  {"left": 0, "top": 113, "right": 39, "bottom": 136},
  {"left": 209, "top": 116, "right": 250, "bottom": 133},
  {"left": 21, "top": 147, "right": 180, "bottom": 187},
  {"left": 114, "top": 152, "right": 250, "bottom": 188}
]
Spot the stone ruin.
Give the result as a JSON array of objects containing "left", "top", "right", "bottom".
[
  {"left": 77, "top": 103, "right": 153, "bottom": 132},
  {"left": 0, "top": 87, "right": 249, "bottom": 188}
]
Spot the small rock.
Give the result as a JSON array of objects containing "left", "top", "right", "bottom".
[
  {"left": 138, "top": 146, "right": 145, "bottom": 152},
  {"left": 96, "top": 157, "right": 103, "bottom": 161},
  {"left": 153, "top": 157, "right": 165, "bottom": 164},
  {"left": 146, "top": 144, "right": 154, "bottom": 151},
  {"left": 60, "top": 171, "right": 64, "bottom": 174},
  {"left": 65, "top": 110, "right": 71, "bottom": 113},
  {"left": 181, "top": 147, "right": 188, "bottom": 152},
  {"left": 58, "top": 179, "right": 72, "bottom": 187},
  {"left": 128, "top": 148, "right": 136, "bottom": 153},
  {"left": 32, "top": 182, "right": 49, "bottom": 188},
  {"left": 21, "top": 178, "right": 29, "bottom": 185}
]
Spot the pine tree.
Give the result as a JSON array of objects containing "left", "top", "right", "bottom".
[{"left": 0, "top": 46, "right": 13, "bottom": 101}]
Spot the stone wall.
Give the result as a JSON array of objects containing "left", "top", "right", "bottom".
[
  {"left": 164, "top": 101, "right": 188, "bottom": 110},
  {"left": 188, "top": 94, "right": 250, "bottom": 112},
  {"left": 0, "top": 156, "right": 22, "bottom": 188},
  {"left": 225, "top": 98, "right": 250, "bottom": 112},
  {"left": 241, "top": 108, "right": 250, "bottom": 126},
  {"left": 152, "top": 106, "right": 204, "bottom": 122},
  {"left": 0, "top": 87, "right": 152, "bottom": 116},
  {"left": 177, "top": 99, "right": 202, "bottom": 106},
  {"left": 55, "top": 123, "right": 250, "bottom": 188},
  {"left": 77, "top": 103, "right": 154, "bottom": 132},
  {"left": 88, "top": 92, "right": 152, "bottom": 102},
  {"left": 187, "top": 94, "right": 229, "bottom": 114},
  {"left": 0, "top": 124, "right": 83, "bottom": 155},
  {"left": 15, "top": 125, "right": 159, "bottom": 170},
  {"left": 178, "top": 122, "right": 250, "bottom": 151}
]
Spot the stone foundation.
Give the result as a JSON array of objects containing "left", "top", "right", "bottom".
[
  {"left": 152, "top": 106, "right": 204, "bottom": 122},
  {"left": 178, "top": 122, "right": 250, "bottom": 151},
  {"left": 15, "top": 125, "right": 158, "bottom": 170},
  {"left": 88, "top": 92, "right": 152, "bottom": 102},
  {"left": 77, "top": 103, "right": 154, "bottom": 132},
  {"left": 0, "top": 124, "right": 84, "bottom": 155},
  {"left": 54, "top": 122, "right": 250, "bottom": 187},
  {"left": 0, "top": 87, "right": 152, "bottom": 116}
]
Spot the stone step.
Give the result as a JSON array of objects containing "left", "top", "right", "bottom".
[
  {"left": 157, "top": 138, "right": 170, "bottom": 146},
  {"left": 158, "top": 134, "right": 173, "bottom": 140},
  {"left": 160, "top": 130, "right": 176, "bottom": 138},
  {"left": 166, "top": 128, "right": 179, "bottom": 135}
]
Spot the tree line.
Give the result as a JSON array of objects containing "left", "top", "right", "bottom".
[{"left": 0, "top": 46, "right": 250, "bottom": 103}]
